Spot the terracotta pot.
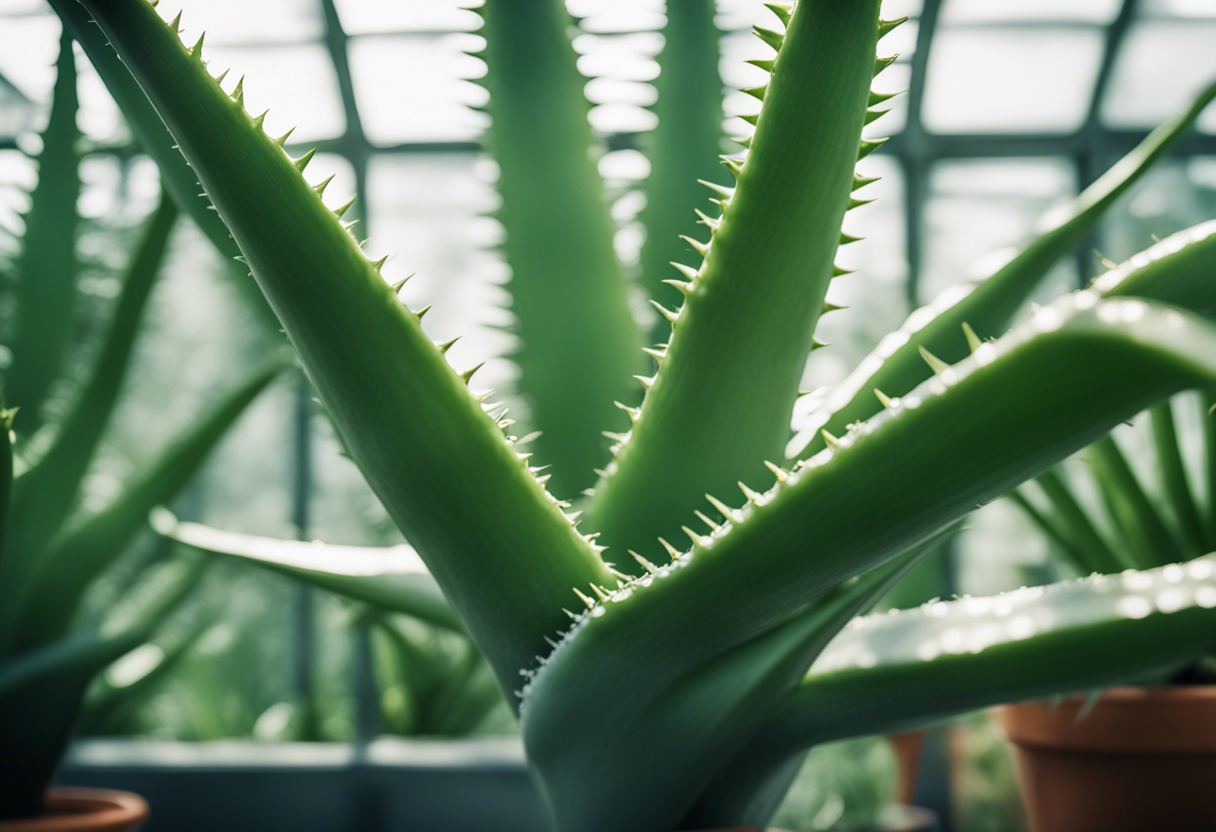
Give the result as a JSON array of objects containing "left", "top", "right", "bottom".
[
  {"left": 886, "top": 729, "right": 925, "bottom": 806},
  {"left": 0, "top": 788, "right": 149, "bottom": 832},
  {"left": 998, "top": 686, "right": 1216, "bottom": 832}
]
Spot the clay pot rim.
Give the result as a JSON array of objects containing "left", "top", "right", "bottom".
[
  {"left": 998, "top": 683, "right": 1216, "bottom": 755},
  {"left": 1041, "top": 685, "right": 1216, "bottom": 704},
  {"left": 0, "top": 787, "right": 149, "bottom": 832}
]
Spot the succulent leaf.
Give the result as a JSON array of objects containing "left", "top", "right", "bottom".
[
  {"left": 476, "top": 0, "right": 644, "bottom": 498},
  {"left": 77, "top": 0, "right": 616, "bottom": 695},
  {"left": 4, "top": 195, "right": 178, "bottom": 572},
  {"left": 791, "top": 83, "right": 1216, "bottom": 461},
  {"left": 523, "top": 294, "right": 1216, "bottom": 830},
  {"left": 690, "top": 555, "right": 1216, "bottom": 826},
  {"left": 47, "top": 0, "right": 278, "bottom": 327},
  {"left": 2, "top": 364, "right": 282, "bottom": 653},
  {"left": 7, "top": 32, "right": 80, "bottom": 426},
  {"left": 586, "top": 0, "right": 885, "bottom": 565},
  {"left": 151, "top": 509, "right": 463, "bottom": 632}
]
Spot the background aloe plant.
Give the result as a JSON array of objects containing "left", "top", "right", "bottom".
[
  {"left": 0, "top": 32, "right": 283, "bottom": 819},
  {"left": 62, "top": 0, "right": 1216, "bottom": 829}
]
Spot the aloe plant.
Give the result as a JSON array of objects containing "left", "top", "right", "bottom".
[
  {"left": 73, "top": 0, "right": 1216, "bottom": 829},
  {"left": 0, "top": 32, "right": 283, "bottom": 819}
]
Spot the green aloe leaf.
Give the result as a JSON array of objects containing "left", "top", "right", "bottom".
[
  {"left": 1028, "top": 468, "right": 1128, "bottom": 573},
  {"left": 74, "top": 0, "right": 614, "bottom": 695},
  {"left": 6, "top": 193, "right": 178, "bottom": 569},
  {"left": 1151, "top": 399, "right": 1209, "bottom": 555},
  {"left": 637, "top": 0, "right": 728, "bottom": 339},
  {"left": 0, "top": 397, "right": 13, "bottom": 573},
  {"left": 47, "top": 0, "right": 277, "bottom": 327},
  {"left": 689, "top": 555, "right": 1216, "bottom": 827},
  {"left": 0, "top": 555, "right": 202, "bottom": 819},
  {"left": 586, "top": 0, "right": 891, "bottom": 562},
  {"left": 477, "top": 0, "right": 644, "bottom": 497},
  {"left": 77, "top": 611, "right": 213, "bottom": 736},
  {"left": 3, "top": 363, "right": 282, "bottom": 653},
  {"left": 1204, "top": 390, "right": 1216, "bottom": 549},
  {"left": 791, "top": 84, "right": 1216, "bottom": 462},
  {"left": 1089, "top": 434, "right": 1193, "bottom": 566},
  {"left": 151, "top": 509, "right": 463, "bottom": 633},
  {"left": 7, "top": 31, "right": 80, "bottom": 425},
  {"left": 526, "top": 551, "right": 922, "bottom": 832},
  {"left": 522, "top": 294, "right": 1216, "bottom": 832}
]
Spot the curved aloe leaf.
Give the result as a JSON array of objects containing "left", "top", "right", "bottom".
[
  {"left": 7, "top": 31, "right": 80, "bottom": 424},
  {"left": 0, "top": 555, "right": 202, "bottom": 819},
  {"left": 477, "top": 0, "right": 644, "bottom": 497},
  {"left": 791, "top": 84, "right": 1216, "bottom": 461},
  {"left": 3, "top": 363, "right": 282, "bottom": 653},
  {"left": 528, "top": 552, "right": 921, "bottom": 832},
  {"left": 637, "top": 0, "right": 727, "bottom": 338},
  {"left": 586, "top": 0, "right": 892, "bottom": 563},
  {"left": 1011, "top": 468, "right": 1126, "bottom": 575},
  {"left": 151, "top": 509, "right": 463, "bottom": 633},
  {"left": 522, "top": 294, "right": 1216, "bottom": 832},
  {"left": 0, "top": 396, "right": 12, "bottom": 573},
  {"left": 1089, "top": 433, "right": 1194, "bottom": 565},
  {"left": 76, "top": 0, "right": 614, "bottom": 695},
  {"left": 688, "top": 555, "right": 1216, "bottom": 827},
  {"left": 6, "top": 193, "right": 178, "bottom": 569},
  {"left": 47, "top": 0, "right": 277, "bottom": 327},
  {"left": 77, "top": 612, "right": 213, "bottom": 736},
  {"left": 1151, "top": 400, "right": 1208, "bottom": 555},
  {"left": 1203, "top": 390, "right": 1216, "bottom": 548}
]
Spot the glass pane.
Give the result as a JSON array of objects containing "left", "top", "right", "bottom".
[
  {"left": 334, "top": 0, "right": 480, "bottom": 36},
  {"left": 175, "top": 0, "right": 323, "bottom": 45},
  {"left": 0, "top": 14, "right": 59, "bottom": 104},
  {"left": 571, "top": 0, "right": 664, "bottom": 34},
  {"left": 924, "top": 28, "right": 1103, "bottom": 133},
  {"left": 1100, "top": 157, "right": 1216, "bottom": 264},
  {"left": 942, "top": 0, "right": 1121, "bottom": 24},
  {"left": 1102, "top": 21, "right": 1216, "bottom": 133},
  {"left": 1142, "top": 0, "right": 1216, "bottom": 18},
  {"left": 922, "top": 158, "right": 1077, "bottom": 306},
  {"left": 351, "top": 34, "right": 487, "bottom": 144},
  {"left": 365, "top": 153, "right": 514, "bottom": 390}
]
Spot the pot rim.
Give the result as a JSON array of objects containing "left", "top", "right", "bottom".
[
  {"left": 997, "top": 683, "right": 1216, "bottom": 755},
  {"left": 0, "top": 787, "right": 149, "bottom": 832}
]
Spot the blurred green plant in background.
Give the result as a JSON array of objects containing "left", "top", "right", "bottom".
[{"left": 0, "top": 30, "right": 284, "bottom": 817}]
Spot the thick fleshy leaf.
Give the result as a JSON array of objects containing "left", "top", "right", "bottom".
[
  {"left": 522, "top": 294, "right": 1216, "bottom": 831},
  {"left": 2, "top": 364, "right": 282, "bottom": 652},
  {"left": 47, "top": 0, "right": 278, "bottom": 327},
  {"left": 0, "top": 556, "right": 202, "bottom": 819},
  {"left": 526, "top": 546, "right": 932, "bottom": 832},
  {"left": 6, "top": 194, "right": 178, "bottom": 571},
  {"left": 7, "top": 31, "right": 80, "bottom": 425},
  {"left": 151, "top": 509, "right": 462, "bottom": 633},
  {"left": 76, "top": 0, "right": 613, "bottom": 696},
  {"left": 637, "top": 0, "right": 728, "bottom": 341},
  {"left": 790, "top": 81, "right": 1216, "bottom": 462},
  {"left": 688, "top": 555, "right": 1216, "bottom": 827},
  {"left": 477, "top": 0, "right": 644, "bottom": 497},
  {"left": 586, "top": 0, "right": 887, "bottom": 564}
]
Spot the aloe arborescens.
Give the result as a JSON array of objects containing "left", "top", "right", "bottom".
[{"left": 68, "top": 0, "right": 1216, "bottom": 829}]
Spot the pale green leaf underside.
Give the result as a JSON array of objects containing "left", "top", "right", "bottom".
[
  {"left": 688, "top": 554, "right": 1216, "bottom": 826},
  {"left": 150, "top": 509, "right": 462, "bottom": 632}
]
